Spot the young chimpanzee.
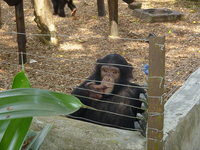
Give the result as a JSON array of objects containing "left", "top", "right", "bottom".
[
  {"left": 69, "top": 54, "right": 146, "bottom": 130},
  {"left": 51, "top": 0, "right": 77, "bottom": 17}
]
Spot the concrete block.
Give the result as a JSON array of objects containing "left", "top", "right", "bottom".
[
  {"left": 133, "top": 8, "right": 183, "bottom": 22},
  {"left": 31, "top": 117, "right": 146, "bottom": 150}
]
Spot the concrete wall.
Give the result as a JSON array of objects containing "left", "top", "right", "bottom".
[
  {"left": 31, "top": 68, "right": 200, "bottom": 150},
  {"left": 164, "top": 67, "right": 200, "bottom": 150}
]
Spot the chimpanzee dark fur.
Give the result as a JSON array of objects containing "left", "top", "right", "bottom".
[
  {"left": 51, "top": 0, "right": 76, "bottom": 17},
  {"left": 70, "top": 54, "right": 145, "bottom": 129}
]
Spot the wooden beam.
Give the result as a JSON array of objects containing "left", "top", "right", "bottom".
[
  {"left": 0, "top": 0, "right": 2, "bottom": 28},
  {"left": 15, "top": 0, "right": 27, "bottom": 64},
  {"left": 147, "top": 36, "right": 165, "bottom": 150},
  {"left": 107, "top": 0, "right": 119, "bottom": 37},
  {"left": 97, "top": 0, "right": 106, "bottom": 16}
]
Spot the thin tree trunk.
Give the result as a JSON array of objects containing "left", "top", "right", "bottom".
[
  {"left": 33, "top": 0, "right": 58, "bottom": 45},
  {"left": 108, "top": 0, "right": 119, "bottom": 37},
  {"left": 97, "top": 0, "right": 106, "bottom": 16},
  {"left": 15, "top": 0, "right": 27, "bottom": 64},
  {"left": 0, "top": 0, "right": 2, "bottom": 28}
]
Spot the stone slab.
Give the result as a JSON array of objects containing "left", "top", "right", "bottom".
[
  {"left": 133, "top": 8, "right": 183, "bottom": 22},
  {"left": 31, "top": 116, "right": 146, "bottom": 150}
]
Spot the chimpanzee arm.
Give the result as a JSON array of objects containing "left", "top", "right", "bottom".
[
  {"left": 129, "top": 83, "right": 146, "bottom": 114},
  {"left": 72, "top": 81, "right": 92, "bottom": 105},
  {"left": 116, "top": 83, "right": 146, "bottom": 114},
  {"left": 69, "top": 81, "right": 90, "bottom": 117}
]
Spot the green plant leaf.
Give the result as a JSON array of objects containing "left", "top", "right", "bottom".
[
  {"left": 0, "top": 118, "right": 33, "bottom": 150},
  {"left": 0, "top": 120, "right": 10, "bottom": 141},
  {"left": 26, "top": 124, "right": 52, "bottom": 150},
  {"left": 0, "top": 71, "right": 83, "bottom": 150},
  {"left": 0, "top": 88, "right": 83, "bottom": 120},
  {"left": 12, "top": 71, "right": 31, "bottom": 89},
  {"left": 0, "top": 71, "right": 33, "bottom": 150}
]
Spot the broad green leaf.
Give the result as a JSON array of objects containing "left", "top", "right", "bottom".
[
  {"left": 0, "top": 71, "right": 33, "bottom": 150},
  {"left": 0, "top": 120, "right": 10, "bottom": 141},
  {"left": 0, "top": 88, "right": 83, "bottom": 120},
  {"left": 12, "top": 71, "right": 31, "bottom": 89},
  {"left": 0, "top": 71, "right": 83, "bottom": 150},
  {"left": 0, "top": 118, "right": 33, "bottom": 150},
  {"left": 26, "top": 124, "right": 52, "bottom": 150}
]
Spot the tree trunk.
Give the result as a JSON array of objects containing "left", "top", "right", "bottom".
[
  {"left": 33, "top": 0, "right": 58, "bottom": 45},
  {"left": 108, "top": 0, "right": 119, "bottom": 38},
  {"left": 0, "top": 0, "right": 2, "bottom": 28},
  {"left": 15, "top": 0, "right": 27, "bottom": 64},
  {"left": 97, "top": 0, "right": 106, "bottom": 16}
]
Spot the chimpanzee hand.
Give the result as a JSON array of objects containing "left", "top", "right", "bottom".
[{"left": 85, "top": 82, "right": 107, "bottom": 99}]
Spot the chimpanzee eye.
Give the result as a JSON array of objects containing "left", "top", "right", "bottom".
[{"left": 113, "top": 70, "right": 119, "bottom": 74}]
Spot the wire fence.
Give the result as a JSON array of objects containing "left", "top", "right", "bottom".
[
  {"left": 0, "top": 8, "right": 151, "bottom": 134},
  {"left": 0, "top": 30, "right": 149, "bottom": 135},
  {"left": 0, "top": 33, "right": 199, "bottom": 100},
  {"left": 0, "top": 31, "right": 199, "bottom": 129},
  {"left": 0, "top": 52, "right": 148, "bottom": 134},
  {"left": 1, "top": 36, "right": 199, "bottom": 101},
  {"left": 0, "top": 32, "right": 197, "bottom": 150},
  {"left": 0, "top": 31, "right": 149, "bottom": 42}
]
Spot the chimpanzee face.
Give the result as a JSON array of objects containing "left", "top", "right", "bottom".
[
  {"left": 100, "top": 66, "right": 120, "bottom": 94},
  {"left": 101, "top": 66, "right": 120, "bottom": 81}
]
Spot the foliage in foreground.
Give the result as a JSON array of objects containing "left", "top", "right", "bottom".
[{"left": 0, "top": 71, "right": 83, "bottom": 150}]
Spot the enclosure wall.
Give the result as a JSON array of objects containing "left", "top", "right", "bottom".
[{"left": 164, "top": 67, "right": 200, "bottom": 150}]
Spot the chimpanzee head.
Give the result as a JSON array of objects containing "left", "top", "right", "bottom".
[{"left": 92, "top": 54, "right": 133, "bottom": 94}]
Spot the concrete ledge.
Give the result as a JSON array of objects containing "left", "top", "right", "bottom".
[
  {"left": 31, "top": 117, "right": 146, "bottom": 150},
  {"left": 164, "top": 67, "right": 200, "bottom": 150}
]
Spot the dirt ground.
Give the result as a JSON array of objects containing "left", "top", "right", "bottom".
[{"left": 0, "top": 0, "right": 200, "bottom": 102}]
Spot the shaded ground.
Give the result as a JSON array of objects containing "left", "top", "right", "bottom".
[{"left": 0, "top": 0, "right": 200, "bottom": 102}]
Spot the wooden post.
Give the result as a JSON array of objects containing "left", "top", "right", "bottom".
[
  {"left": 15, "top": 0, "right": 27, "bottom": 64},
  {"left": 107, "top": 0, "right": 119, "bottom": 37},
  {"left": 0, "top": 0, "right": 2, "bottom": 28},
  {"left": 97, "top": 0, "right": 106, "bottom": 16},
  {"left": 147, "top": 36, "right": 165, "bottom": 150}
]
